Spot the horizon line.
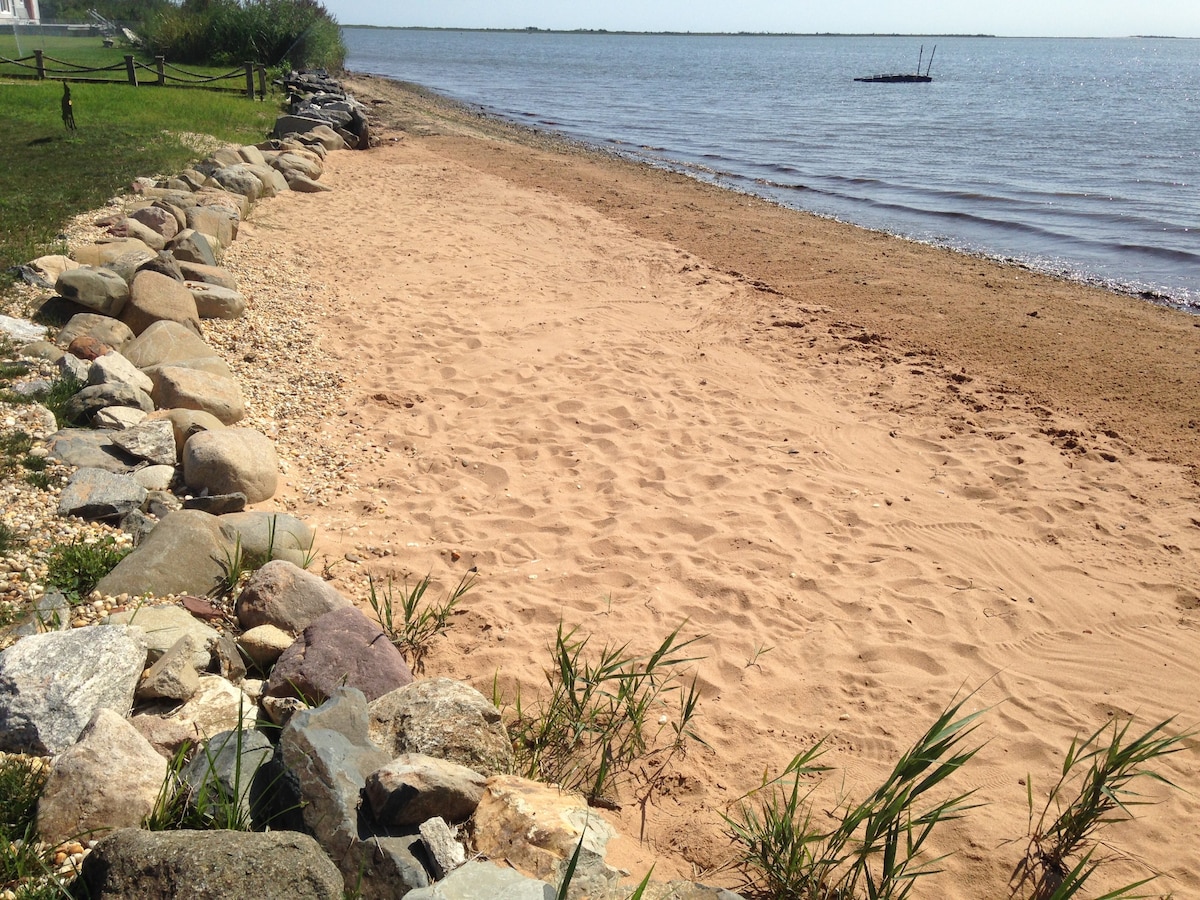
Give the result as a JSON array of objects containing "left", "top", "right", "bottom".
[{"left": 338, "top": 25, "right": 1196, "bottom": 40}]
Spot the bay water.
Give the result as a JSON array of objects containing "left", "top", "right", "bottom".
[{"left": 344, "top": 28, "right": 1200, "bottom": 309}]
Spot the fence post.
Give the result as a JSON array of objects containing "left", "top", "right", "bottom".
[
  {"left": 34, "top": 49, "right": 45, "bottom": 80},
  {"left": 257, "top": 65, "right": 266, "bottom": 100},
  {"left": 244, "top": 62, "right": 254, "bottom": 100},
  {"left": 156, "top": 56, "right": 165, "bottom": 86},
  {"left": 125, "top": 54, "right": 138, "bottom": 86}
]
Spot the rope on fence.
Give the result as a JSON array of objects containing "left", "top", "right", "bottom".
[{"left": 0, "top": 52, "right": 266, "bottom": 98}]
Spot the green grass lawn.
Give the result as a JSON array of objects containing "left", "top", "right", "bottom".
[
  {"left": 0, "top": 80, "right": 281, "bottom": 287},
  {"left": 0, "top": 33, "right": 254, "bottom": 81}
]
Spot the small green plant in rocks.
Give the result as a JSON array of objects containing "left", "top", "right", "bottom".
[
  {"left": 44, "top": 536, "right": 130, "bottom": 605},
  {"left": 367, "top": 569, "right": 476, "bottom": 673},
  {"left": 0, "top": 754, "right": 68, "bottom": 898}
]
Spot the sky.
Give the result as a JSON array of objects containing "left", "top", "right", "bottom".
[{"left": 321, "top": 1, "right": 1200, "bottom": 38}]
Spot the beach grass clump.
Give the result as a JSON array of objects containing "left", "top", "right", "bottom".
[
  {"left": 0, "top": 82, "right": 277, "bottom": 283},
  {"left": 367, "top": 570, "right": 476, "bottom": 673},
  {"left": 503, "top": 620, "right": 705, "bottom": 806},
  {"left": 44, "top": 536, "right": 130, "bottom": 604},
  {"left": 1011, "top": 716, "right": 1193, "bottom": 899},
  {"left": 725, "top": 692, "right": 985, "bottom": 900},
  {"left": 0, "top": 754, "right": 66, "bottom": 899}
]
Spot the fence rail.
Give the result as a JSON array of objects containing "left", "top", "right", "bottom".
[{"left": 0, "top": 51, "right": 267, "bottom": 98}]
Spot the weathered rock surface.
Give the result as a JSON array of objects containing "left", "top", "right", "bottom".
[
  {"left": 280, "top": 688, "right": 429, "bottom": 898},
  {"left": 220, "top": 510, "right": 315, "bottom": 567},
  {"left": 0, "top": 625, "right": 146, "bottom": 755},
  {"left": 368, "top": 678, "right": 514, "bottom": 777},
  {"left": 72, "top": 238, "right": 154, "bottom": 268},
  {"left": 404, "top": 861, "right": 555, "bottom": 900},
  {"left": 121, "top": 320, "right": 217, "bottom": 369},
  {"left": 88, "top": 351, "right": 154, "bottom": 394},
  {"left": 236, "top": 559, "right": 350, "bottom": 633},
  {"left": 237, "top": 623, "right": 294, "bottom": 669},
  {"left": 110, "top": 417, "right": 178, "bottom": 466},
  {"left": 186, "top": 281, "right": 246, "bottom": 319},
  {"left": 181, "top": 728, "right": 275, "bottom": 828},
  {"left": 63, "top": 382, "right": 155, "bottom": 425},
  {"left": 77, "top": 828, "right": 345, "bottom": 899},
  {"left": 58, "top": 313, "right": 135, "bottom": 351},
  {"left": 157, "top": 675, "right": 258, "bottom": 741},
  {"left": 186, "top": 206, "right": 238, "bottom": 249},
  {"left": 58, "top": 466, "right": 147, "bottom": 520},
  {"left": 365, "top": 753, "right": 487, "bottom": 826},
  {"left": 151, "top": 366, "right": 245, "bottom": 425},
  {"left": 47, "top": 429, "right": 140, "bottom": 474},
  {"left": 176, "top": 261, "right": 237, "bottom": 290},
  {"left": 149, "top": 407, "right": 226, "bottom": 457},
  {"left": 122, "top": 269, "right": 202, "bottom": 336},
  {"left": 95, "top": 509, "right": 235, "bottom": 599},
  {"left": 182, "top": 427, "right": 278, "bottom": 502},
  {"left": 137, "top": 634, "right": 202, "bottom": 701},
  {"left": 36, "top": 709, "right": 167, "bottom": 845},
  {"left": 129, "top": 205, "right": 180, "bottom": 241},
  {"left": 170, "top": 228, "right": 220, "bottom": 266},
  {"left": 266, "top": 606, "right": 413, "bottom": 704},
  {"left": 105, "top": 604, "right": 219, "bottom": 669},
  {"left": 55, "top": 266, "right": 130, "bottom": 317}
]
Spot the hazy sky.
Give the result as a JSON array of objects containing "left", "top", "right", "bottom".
[{"left": 322, "top": 1, "right": 1199, "bottom": 38}]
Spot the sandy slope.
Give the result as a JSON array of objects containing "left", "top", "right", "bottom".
[{"left": 227, "top": 79, "right": 1200, "bottom": 896}]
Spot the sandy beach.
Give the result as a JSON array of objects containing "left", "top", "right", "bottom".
[{"left": 222, "top": 76, "right": 1200, "bottom": 896}]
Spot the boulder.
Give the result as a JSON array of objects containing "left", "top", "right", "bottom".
[
  {"left": 182, "top": 427, "right": 277, "bottom": 503},
  {"left": 128, "top": 205, "right": 180, "bottom": 241},
  {"left": 183, "top": 492, "right": 247, "bottom": 515},
  {"left": 36, "top": 709, "right": 168, "bottom": 845},
  {"left": 152, "top": 366, "right": 245, "bottom": 425},
  {"left": 77, "top": 828, "right": 345, "bottom": 900},
  {"left": 186, "top": 281, "right": 246, "bottom": 319},
  {"left": 473, "top": 776, "right": 621, "bottom": 899},
  {"left": 136, "top": 634, "right": 202, "bottom": 702},
  {"left": 404, "top": 861, "right": 554, "bottom": 900},
  {"left": 92, "top": 406, "right": 148, "bottom": 430},
  {"left": 270, "top": 151, "right": 323, "bottom": 181},
  {"left": 88, "top": 351, "right": 154, "bottom": 394},
  {"left": 110, "top": 418, "right": 178, "bottom": 466},
  {"left": 195, "top": 186, "right": 250, "bottom": 219},
  {"left": 58, "top": 467, "right": 147, "bottom": 520},
  {"left": 55, "top": 266, "right": 130, "bottom": 317},
  {"left": 288, "top": 174, "right": 333, "bottom": 193},
  {"left": 176, "top": 261, "right": 237, "bottom": 290},
  {"left": 221, "top": 511, "right": 316, "bottom": 567},
  {"left": 237, "top": 144, "right": 266, "bottom": 166},
  {"left": 235, "top": 558, "right": 351, "bottom": 634},
  {"left": 110, "top": 217, "right": 167, "bottom": 251},
  {"left": 181, "top": 728, "right": 275, "bottom": 828},
  {"left": 186, "top": 206, "right": 238, "bottom": 248},
  {"left": 364, "top": 753, "right": 487, "bottom": 827},
  {"left": 170, "top": 228, "right": 219, "bottom": 266},
  {"left": 120, "top": 320, "right": 218, "bottom": 369},
  {"left": 265, "top": 606, "right": 413, "bottom": 705},
  {"left": 72, "top": 238, "right": 154, "bottom": 267},
  {"left": 29, "top": 253, "right": 79, "bottom": 282},
  {"left": 206, "top": 165, "right": 263, "bottom": 201},
  {"left": 63, "top": 382, "right": 155, "bottom": 425},
  {"left": 243, "top": 163, "right": 289, "bottom": 197},
  {"left": 132, "top": 464, "right": 177, "bottom": 492},
  {"left": 280, "top": 688, "right": 429, "bottom": 898},
  {"left": 46, "top": 429, "right": 140, "bottom": 474},
  {"left": 57, "top": 313, "right": 135, "bottom": 350},
  {"left": 0, "top": 625, "right": 146, "bottom": 755},
  {"left": 69, "top": 335, "right": 112, "bottom": 361},
  {"left": 143, "top": 355, "right": 235, "bottom": 384},
  {"left": 368, "top": 678, "right": 514, "bottom": 777},
  {"left": 148, "top": 408, "right": 226, "bottom": 456},
  {"left": 158, "top": 674, "right": 258, "bottom": 741},
  {"left": 105, "top": 604, "right": 220, "bottom": 669},
  {"left": 237, "top": 623, "right": 294, "bottom": 670},
  {"left": 122, "top": 269, "right": 202, "bottom": 337},
  {"left": 95, "top": 509, "right": 236, "bottom": 599},
  {"left": 136, "top": 250, "right": 186, "bottom": 282}
]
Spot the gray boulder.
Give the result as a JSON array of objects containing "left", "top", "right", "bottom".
[
  {"left": 77, "top": 828, "right": 345, "bottom": 899},
  {"left": 95, "top": 509, "right": 236, "bottom": 599},
  {"left": 128, "top": 205, "right": 180, "bottom": 241},
  {"left": 63, "top": 382, "right": 155, "bottom": 425},
  {"left": 206, "top": 165, "right": 264, "bottom": 201},
  {"left": 243, "top": 163, "right": 289, "bottom": 197},
  {"left": 137, "top": 634, "right": 202, "bottom": 702},
  {"left": 88, "top": 351, "right": 154, "bottom": 394},
  {"left": 58, "top": 313, "right": 135, "bottom": 352},
  {"left": 111, "top": 418, "right": 178, "bottom": 465},
  {"left": 281, "top": 689, "right": 430, "bottom": 898},
  {"left": 46, "top": 429, "right": 140, "bottom": 474},
  {"left": 405, "top": 861, "right": 555, "bottom": 900},
  {"left": 171, "top": 228, "right": 219, "bottom": 266},
  {"left": 105, "top": 603, "right": 220, "bottom": 669},
  {"left": 219, "top": 511, "right": 315, "bottom": 565},
  {"left": 288, "top": 174, "right": 334, "bottom": 193},
  {"left": 265, "top": 606, "right": 413, "bottom": 705},
  {"left": 152, "top": 366, "right": 245, "bottom": 425},
  {"left": 36, "top": 708, "right": 168, "bottom": 845},
  {"left": 269, "top": 151, "right": 323, "bottom": 181},
  {"left": 182, "top": 427, "right": 277, "bottom": 503},
  {"left": 368, "top": 678, "right": 514, "bottom": 777},
  {"left": 177, "top": 261, "right": 237, "bottom": 290},
  {"left": 0, "top": 625, "right": 146, "bottom": 755},
  {"left": 235, "top": 558, "right": 350, "bottom": 633},
  {"left": 365, "top": 753, "right": 487, "bottom": 827},
  {"left": 137, "top": 249, "right": 186, "bottom": 282},
  {"left": 131, "top": 464, "right": 176, "bottom": 491},
  {"left": 55, "top": 266, "right": 130, "bottom": 316},
  {"left": 186, "top": 281, "right": 246, "bottom": 319},
  {"left": 120, "top": 319, "right": 217, "bottom": 369},
  {"left": 186, "top": 206, "right": 238, "bottom": 248},
  {"left": 181, "top": 728, "right": 275, "bottom": 828},
  {"left": 150, "top": 408, "right": 226, "bottom": 456},
  {"left": 58, "top": 467, "right": 147, "bottom": 520},
  {"left": 122, "top": 269, "right": 202, "bottom": 337}
]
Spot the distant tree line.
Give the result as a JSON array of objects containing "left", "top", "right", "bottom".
[{"left": 42, "top": 0, "right": 346, "bottom": 71}]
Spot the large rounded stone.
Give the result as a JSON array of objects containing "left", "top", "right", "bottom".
[
  {"left": 72, "top": 238, "right": 154, "bottom": 268},
  {"left": 235, "top": 559, "right": 351, "bottom": 634},
  {"left": 152, "top": 366, "right": 244, "bottom": 425},
  {"left": 57, "top": 313, "right": 136, "bottom": 350},
  {"left": 122, "top": 270, "right": 202, "bottom": 337},
  {"left": 55, "top": 266, "right": 129, "bottom": 317},
  {"left": 128, "top": 205, "right": 180, "bottom": 241},
  {"left": 182, "top": 427, "right": 277, "bottom": 502},
  {"left": 265, "top": 606, "right": 413, "bottom": 705},
  {"left": 120, "top": 320, "right": 215, "bottom": 368},
  {"left": 146, "top": 408, "right": 226, "bottom": 459},
  {"left": 185, "top": 206, "right": 238, "bottom": 248},
  {"left": 94, "top": 509, "right": 236, "bottom": 599},
  {"left": 186, "top": 281, "right": 245, "bottom": 319}
]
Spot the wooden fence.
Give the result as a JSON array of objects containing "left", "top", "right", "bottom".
[{"left": 0, "top": 51, "right": 267, "bottom": 99}]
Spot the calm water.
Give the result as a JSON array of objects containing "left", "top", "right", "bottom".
[{"left": 344, "top": 29, "right": 1200, "bottom": 309}]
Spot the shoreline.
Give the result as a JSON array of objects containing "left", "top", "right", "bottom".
[{"left": 220, "top": 73, "right": 1200, "bottom": 895}]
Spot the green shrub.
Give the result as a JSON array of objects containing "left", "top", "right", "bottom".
[{"left": 45, "top": 536, "right": 130, "bottom": 603}]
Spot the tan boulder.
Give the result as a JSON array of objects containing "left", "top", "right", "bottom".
[
  {"left": 152, "top": 366, "right": 245, "bottom": 424},
  {"left": 121, "top": 270, "right": 202, "bottom": 336}
]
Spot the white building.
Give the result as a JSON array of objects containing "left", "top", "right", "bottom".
[{"left": 0, "top": 0, "right": 41, "bottom": 23}]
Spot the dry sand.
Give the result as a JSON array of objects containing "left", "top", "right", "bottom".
[{"left": 228, "top": 77, "right": 1200, "bottom": 895}]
